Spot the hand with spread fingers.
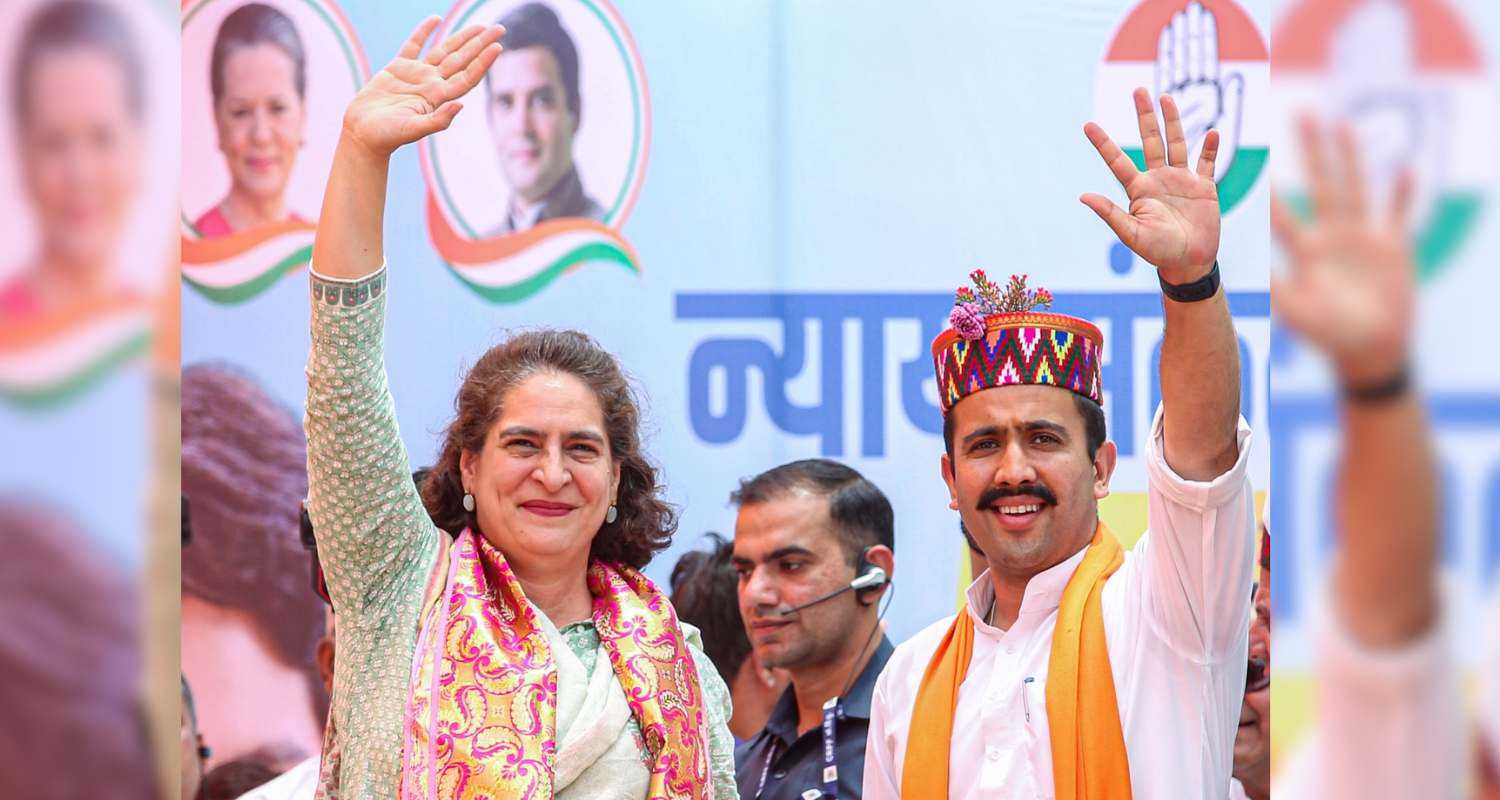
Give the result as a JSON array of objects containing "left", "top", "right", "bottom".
[
  {"left": 342, "top": 17, "right": 505, "bottom": 158},
  {"left": 313, "top": 17, "right": 506, "bottom": 280},
  {"left": 1271, "top": 116, "right": 1414, "bottom": 388},
  {"left": 1082, "top": 87, "right": 1222, "bottom": 284}
]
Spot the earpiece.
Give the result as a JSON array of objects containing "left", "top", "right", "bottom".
[
  {"left": 850, "top": 567, "right": 888, "bottom": 592},
  {"left": 777, "top": 548, "right": 890, "bottom": 616},
  {"left": 852, "top": 548, "right": 889, "bottom": 600}
]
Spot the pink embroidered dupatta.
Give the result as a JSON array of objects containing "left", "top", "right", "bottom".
[{"left": 401, "top": 529, "right": 712, "bottom": 799}]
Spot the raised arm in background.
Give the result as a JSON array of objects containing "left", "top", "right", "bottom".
[{"left": 1272, "top": 118, "right": 1434, "bottom": 647}]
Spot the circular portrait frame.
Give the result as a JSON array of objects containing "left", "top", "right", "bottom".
[
  {"left": 419, "top": 0, "right": 651, "bottom": 304},
  {"left": 179, "top": 0, "right": 369, "bottom": 305}
]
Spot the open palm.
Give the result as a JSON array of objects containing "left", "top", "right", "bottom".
[
  {"left": 1272, "top": 118, "right": 1414, "bottom": 385},
  {"left": 342, "top": 18, "right": 504, "bottom": 158},
  {"left": 1082, "top": 88, "right": 1222, "bottom": 282}
]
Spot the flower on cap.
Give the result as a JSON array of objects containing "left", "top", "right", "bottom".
[
  {"left": 949, "top": 270, "right": 1054, "bottom": 340},
  {"left": 971, "top": 269, "right": 1004, "bottom": 309},
  {"left": 949, "top": 302, "right": 987, "bottom": 340},
  {"left": 997, "top": 272, "right": 1052, "bottom": 313}
]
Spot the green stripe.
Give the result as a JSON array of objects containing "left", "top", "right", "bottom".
[
  {"left": 1215, "top": 147, "right": 1268, "bottom": 213},
  {"left": 446, "top": 241, "right": 637, "bottom": 303},
  {"left": 0, "top": 330, "right": 151, "bottom": 411},
  {"left": 1414, "top": 193, "right": 1482, "bottom": 280},
  {"left": 183, "top": 245, "right": 312, "bottom": 305},
  {"left": 1283, "top": 192, "right": 1482, "bottom": 282}
]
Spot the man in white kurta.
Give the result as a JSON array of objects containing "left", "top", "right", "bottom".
[
  {"left": 863, "top": 408, "right": 1254, "bottom": 799},
  {"left": 863, "top": 87, "right": 1255, "bottom": 799}
]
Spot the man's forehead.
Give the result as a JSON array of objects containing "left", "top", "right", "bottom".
[
  {"left": 489, "top": 46, "right": 562, "bottom": 86},
  {"left": 949, "top": 384, "right": 1080, "bottom": 431},
  {"left": 731, "top": 490, "right": 835, "bottom": 556}
]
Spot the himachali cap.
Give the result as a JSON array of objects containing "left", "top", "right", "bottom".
[{"left": 932, "top": 270, "right": 1104, "bottom": 415}]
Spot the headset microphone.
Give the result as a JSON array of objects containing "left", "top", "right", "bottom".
[
  {"left": 776, "top": 567, "right": 888, "bottom": 617},
  {"left": 850, "top": 567, "right": 888, "bottom": 591}
]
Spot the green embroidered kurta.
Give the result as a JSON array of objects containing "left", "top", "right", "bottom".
[{"left": 304, "top": 267, "right": 738, "bottom": 799}]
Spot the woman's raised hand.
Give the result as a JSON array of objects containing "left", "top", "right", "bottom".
[
  {"left": 312, "top": 18, "right": 501, "bottom": 279},
  {"left": 341, "top": 17, "right": 504, "bottom": 159}
]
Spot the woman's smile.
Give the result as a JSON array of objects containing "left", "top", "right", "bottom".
[{"left": 519, "top": 499, "right": 576, "bottom": 518}]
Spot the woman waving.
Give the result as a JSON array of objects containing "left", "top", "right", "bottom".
[{"left": 304, "top": 18, "right": 735, "bottom": 800}]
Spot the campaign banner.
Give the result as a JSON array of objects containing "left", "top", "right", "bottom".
[{"left": 181, "top": 0, "right": 1276, "bottom": 647}]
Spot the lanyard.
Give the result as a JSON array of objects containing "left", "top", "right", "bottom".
[
  {"left": 819, "top": 697, "right": 841, "bottom": 800},
  {"left": 754, "top": 739, "right": 779, "bottom": 799},
  {"left": 754, "top": 697, "right": 843, "bottom": 800}
]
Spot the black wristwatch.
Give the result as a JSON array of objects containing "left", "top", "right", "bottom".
[
  {"left": 1159, "top": 260, "right": 1221, "bottom": 303},
  {"left": 1341, "top": 364, "right": 1411, "bottom": 404}
]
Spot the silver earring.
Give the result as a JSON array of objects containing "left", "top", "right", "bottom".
[
  {"left": 462, "top": 493, "right": 475, "bottom": 512},
  {"left": 605, "top": 505, "right": 618, "bottom": 524}
]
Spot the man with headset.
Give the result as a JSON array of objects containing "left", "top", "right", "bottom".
[{"left": 730, "top": 459, "right": 896, "bottom": 800}]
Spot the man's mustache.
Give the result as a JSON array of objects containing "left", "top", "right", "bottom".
[{"left": 976, "top": 483, "right": 1058, "bottom": 511}]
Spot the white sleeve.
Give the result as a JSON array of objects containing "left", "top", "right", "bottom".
[
  {"left": 1276, "top": 585, "right": 1463, "bottom": 800},
  {"left": 861, "top": 667, "right": 902, "bottom": 800},
  {"left": 1136, "top": 404, "right": 1257, "bottom": 663}
]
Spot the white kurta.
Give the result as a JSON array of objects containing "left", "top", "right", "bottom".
[
  {"left": 864, "top": 408, "right": 1256, "bottom": 799},
  {"left": 1274, "top": 583, "right": 1465, "bottom": 799}
]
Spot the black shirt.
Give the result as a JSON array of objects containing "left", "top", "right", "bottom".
[{"left": 734, "top": 637, "right": 895, "bottom": 800}]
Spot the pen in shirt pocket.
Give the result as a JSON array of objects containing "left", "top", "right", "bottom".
[{"left": 1022, "top": 676, "right": 1035, "bottom": 722}]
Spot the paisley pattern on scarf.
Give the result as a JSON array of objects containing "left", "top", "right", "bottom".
[
  {"left": 588, "top": 560, "right": 713, "bottom": 798},
  {"left": 401, "top": 529, "right": 711, "bottom": 800}
]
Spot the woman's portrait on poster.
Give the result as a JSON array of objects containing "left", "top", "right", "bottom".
[
  {"left": 0, "top": 0, "right": 144, "bottom": 318},
  {"left": 193, "top": 2, "right": 309, "bottom": 238}
]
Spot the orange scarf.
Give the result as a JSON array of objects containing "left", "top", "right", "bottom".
[
  {"left": 901, "top": 523, "right": 1131, "bottom": 800},
  {"left": 401, "top": 529, "right": 712, "bottom": 799}
]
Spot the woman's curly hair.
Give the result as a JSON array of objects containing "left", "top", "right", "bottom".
[{"left": 420, "top": 329, "right": 676, "bottom": 569}]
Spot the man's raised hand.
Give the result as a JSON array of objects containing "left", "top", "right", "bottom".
[
  {"left": 1081, "top": 88, "right": 1222, "bottom": 284},
  {"left": 341, "top": 18, "right": 504, "bottom": 159}
]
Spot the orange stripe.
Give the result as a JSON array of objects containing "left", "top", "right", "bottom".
[
  {"left": 0, "top": 293, "right": 145, "bottom": 351},
  {"left": 1271, "top": 0, "right": 1482, "bottom": 70},
  {"left": 1104, "top": 0, "right": 1268, "bottom": 61},
  {"left": 425, "top": 193, "right": 639, "bottom": 267},
  {"left": 181, "top": 220, "right": 316, "bottom": 264}
]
